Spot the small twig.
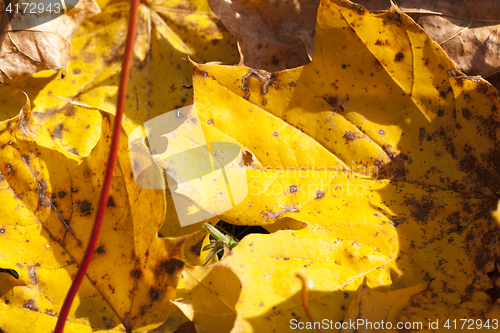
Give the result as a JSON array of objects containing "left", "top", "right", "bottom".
[
  {"left": 296, "top": 272, "right": 325, "bottom": 333},
  {"left": 53, "top": 0, "right": 141, "bottom": 331}
]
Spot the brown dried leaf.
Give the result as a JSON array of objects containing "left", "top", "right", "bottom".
[
  {"left": 212, "top": 0, "right": 500, "bottom": 79},
  {"left": 207, "top": 0, "right": 319, "bottom": 71},
  {"left": 357, "top": 0, "right": 500, "bottom": 78},
  {"left": 0, "top": 0, "right": 100, "bottom": 83}
]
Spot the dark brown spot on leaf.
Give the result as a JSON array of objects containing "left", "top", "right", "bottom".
[
  {"left": 24, "top": 299, "right": 38, "bottom": 311},
  {"left": 131, "top": 270, "right": 142, "bottom": 279},
  {"left": 52, "top": 124, "right": 64, "bottom": 139},
  {"left": 149, "top": 287, "right": 159, "bottom": 302},
  {"left": 325, "top": 95, "right": 338, "bottom": 108},
  {"left": 461, "top": 108, "right": 471, "bottom": 119},
  {"left": 159, "top": 259, "right": 184, "bottom": 275},
  {"left": 404, "top": 197, "right": 435, "bottom": 222},
  {"left": 80, "top": 200, "right": 91, "bottom": 215},
  {"left": 39, "top": 181, "right": 47, "bottom": 190},
  {"left": 343, "top": 131, "right": 358, "bottom": 142},
  {"left": 419, "top": 128, "right": 426, "bottom": 142},
  {"left": 28, "top": 265, "right": 38, "bottom": 285},
  {"left": 95, "top": 246, "right": 105, "bottom": 254},
  {"left": 389, "top": 218, "right": 405, "bottom": 227},
  {"left": 395, "top": 52, "right": 404, "bottom": 62},
  {"left": 315, "top": 190, "right": 325, "bottom": 199},
  {"left": 68, "top": 148, "right": 79, "bottom": 156},
  {"left": 58, "top": 191, "right": 66, "bottom": 198}
]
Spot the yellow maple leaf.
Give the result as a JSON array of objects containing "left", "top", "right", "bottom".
[
  {"left": 0, "top": 96, "right": 188, "bottom": 332},
  {"left": 171, "top": 0, "right": 500, "bottom": 331}
]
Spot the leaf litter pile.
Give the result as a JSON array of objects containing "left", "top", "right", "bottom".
[{"left": 1, "top": 0, "right": 500, "bottom": 332}]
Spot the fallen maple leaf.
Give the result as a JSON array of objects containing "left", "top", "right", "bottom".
[
  {"left": 170, "top": 0, "right": 500, "bottom": 331},
  {"left": 0, "top": 0, "right": 101, "bottom": 83},
  {"left": 0, "top": 96, "right": 187, "bottom": 332}
]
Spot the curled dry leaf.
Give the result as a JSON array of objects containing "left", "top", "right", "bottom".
[
  {"left": 174, "top": 0, "right": 500, "bottom": 331},
  {"left": 0, "top": 97, "right": 188, "bottom": 332},
  {"left": 0, "top": 0, "right": 101, "bottom": 83},
  {"left": 357, "top": 0, "right": 500, "bottom": 79},
  {"left": 208, "top": 0, "right": 319, "bottom": 71}
]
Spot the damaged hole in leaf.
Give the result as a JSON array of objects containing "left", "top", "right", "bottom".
[
  {"left": 0, "top": 268, "right": 19, "bottom": 279},
  {"left": 242, "top": 150, "right": 254, "bottom": 166},
  {"left": 213, "top": 221, "right": 268, "bottom": 246},
  {"left": 202, "top": 222, "right": 257, "bottom": 264}
]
